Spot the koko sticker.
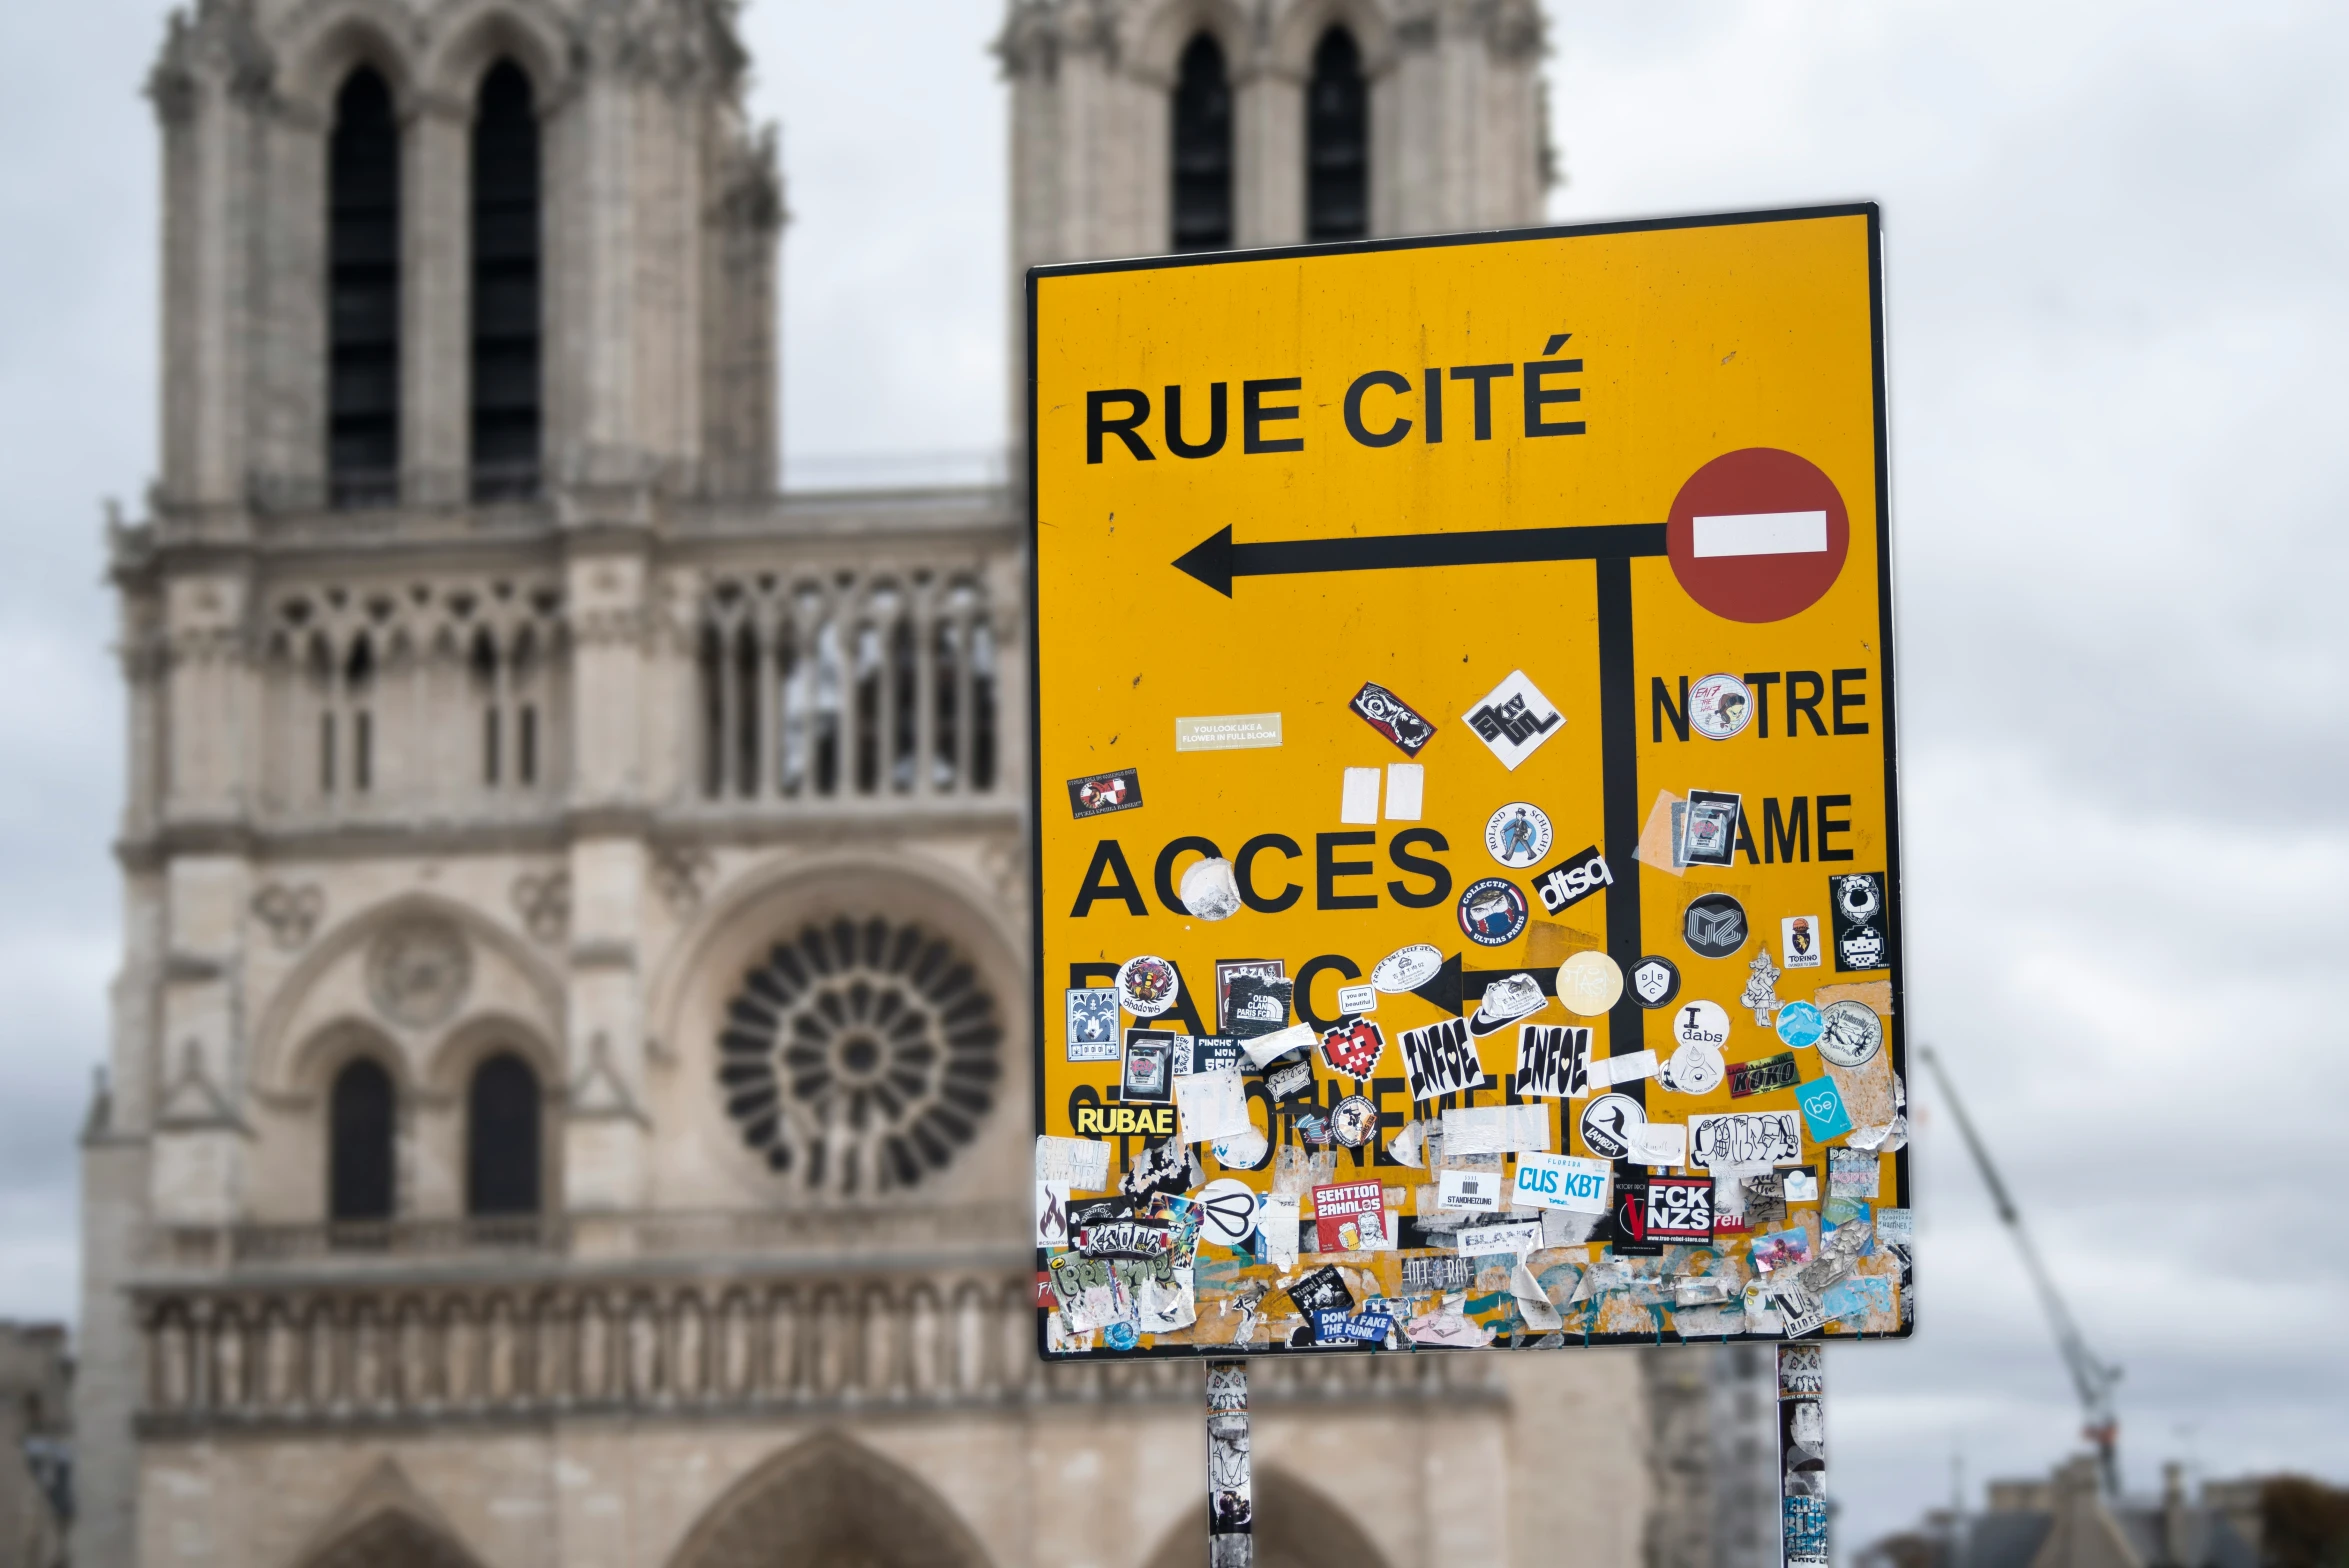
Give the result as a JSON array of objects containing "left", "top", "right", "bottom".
[
  {"left": 1683, "top": 893, "right": 1748, "bottom": 959},
  {"left": 1529, "top": 845, "right": 1612, "bottom": 916},
  {"left": 1398, "top": 1017, "right": 1486, "bottom": 1101},
  {"left": 1485, "top": 802, "right": 1553, "bottom": 869},
  {"left": 1461, "top": 669, "right": 1565, "bottom": 771},
  {"left": 1349, "top": 680, "right": 1436, "bottom": 756},
  {"left": 1067, "top": 767, "right": 1143, "bottom": 818},
  {"left": 1318, "top": 1019, "right": 1386, "bottom": 1080},
  {"left": 1458, "top": 878, "right": 1530, "bottom": 947},
  {"left": 1730, "top": 1052, "right": 1802, "bottom": 1097},
  {"left": 1065, "top": 988, "right": 1121, "bottom": 1061},
  {"left": 1781, "top": 915, "right": 1824, "bottom": 970},
  {"left": 1690, "top": 673, "right": 1754, "bottom": 740},
  {"left": 1828, "top": 872, "right": 1889, "bottom": 972},
  {"left": 1510, "top": 1024, "right": 1592, "bottom": 1100}
]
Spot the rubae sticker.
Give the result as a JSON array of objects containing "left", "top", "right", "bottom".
[
  {"left": 1690, "top": 673, "right": 1754, "bottom": 740},
  {"left": 1644, "top": 1175, "right": 1715, "bottom": 1242},
  {"left": 1461, "top": 669, "right": 1565, "bottom": 770},
  {"left": 1399, "top": 1017, "right": 1486, "bottom": 1101},
  {"left": 1683, "top": 893, "right": 1748, "bottom": 958},
  {"left": 1071, "top": 1101, "right": 1177, "bottom": 1138},
  {"left": 1121, "top": 1029, "right": 1175, "bottom": 1102},
  {"left": 1680, "top": 789, "right": 1742, "bottom": 867},
  {"left": 1730, "top": 1052, "right": 1801, "bottom": 1097},
  {"left": 1815, "top": 1000, "right": 1883, "bottom": 1069},
  {"left": 1510, "top": 1024, "right": 1591, "bottom": 1099},
  {"left": 1781, "top": 914, "right": 1823, "bottom": 970},
  {"left": 1349, "top": 680, "right": 1436, "bottom": 755},
  {"left": 1469, "top": 972, "right": 1546, "bottom": 1036},
  {"left": 1529, "top": 844, "right": 1612, "bottom": 915},
  {"left": 1317, "top": 1018, "right": 1385, "bottom": 1079},
  {"left": 1065, "top": 988, "right": 1121, "bottom": 1061},
  {"left": 1372, "top": 943, "right": 1443, "bottom": 994},
  {"left": 1578, "top": 1092, "right": 1646, "bottom": 1161},
  {"left": 1557, "top": 949, "right": 1623, "bottom": 1016},
  {"left": 1485, "top": 802, "right": 1553, "bottom": 868},
  {"left": 1117, "top": 955, "right": 1180, "bottom": 1017},
  {"left": 1630, "top": 955, "right": 1682, "bottom": 1009},
  {"left": 1828, "top": 872, "right": 1889, "bottom": 971},
  {"left": 1067, "top": 767, "right": 1143, "bottom": 818},
  {"left": 1458, "top": 878, "right": 1530, "bottom": 946}
]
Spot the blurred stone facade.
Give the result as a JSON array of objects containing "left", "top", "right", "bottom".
[{"left": 77, "top": 2, "right": 1766, "bottom": 1566}]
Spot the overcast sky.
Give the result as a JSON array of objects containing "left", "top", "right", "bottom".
[{"left": 2, "top": 0, "right": 2344, "bottom": 1552}]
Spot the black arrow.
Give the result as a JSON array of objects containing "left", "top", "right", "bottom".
[
  {"left": 1172, "top": 521, "right": 1668, "bottom": 596},
  {"left": 1408, "top": 955, "right": 1568, "bottom": 1019}
]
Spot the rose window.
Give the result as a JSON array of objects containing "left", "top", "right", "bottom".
[{"left": 718, "top": 918, "right": 1001, "bottom": 1195}]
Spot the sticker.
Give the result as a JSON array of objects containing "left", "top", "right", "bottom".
[
  {"left": 1682, "top": 893, "right": 1748, "bottom": 959},
  {"left": 1821, "top": 1196, "right": 1874, "bottom": 1256},
  {"left": 1175, "top": 712, "right": 1283, "bottom": 751},
  {"left": 1073, "top": 1101, "right": 1178, "bottom": 1137},
  {"left": 1262, "top": 1058, "right": 1316, "bottom": 1107},
  {"left": 1775, "top": 1001, "right": 1825, "bottom": 1050},
  {"left": 1384, "top": 763, "right": 1424, "bottom": 820},
  {"left": 1609, "top": 1175, "right": 1661, "bottom": 1255},
  {"left": 1312, "top": 1179, "right": 1387, "bottom": 1251},
  {"left": 1314, "top": 1309, "right": 1393, "bottom": 1344},
  {"left": 1730, "top": 1052, "right": 1801, "bottom": 1097},
  {"left": 1529, "top": 845, "right": 1612, "bottom": 915},
  {"left": 1631, "top": 1122, "right": 1688, "bottom": 1165},
  {"left": 1372, "top": 944, "right": 1443, "bottom": 993},
  {"left": 1457, "top": 1219, "right": 1543, "bottom": 1256},
  {"left": 1285, "top": 1265, "right": 1354, "bottom": 1318},
  {"left": 1815, "top": 1000, "right": 1883, "bottom": 1068},
  {"left": 1335, "top": 982, "right": 1377, "bottom": 1014},
  {"left": 1118, "top": 1139, "right": 1193, "bottom": 1204},
  {"left": 1442, "top": 1103, "right": 1551, "bottom": 1154},
  {"left": 1484, "top": 802, "right": 1554, "bottom": 868},
  {"left": 1340, "top": 766, "right": 1382, "bottom": 825},
  {"left": 1457, "top": 878, "right": 1530, "bottom": 946},
  {"left": 1461, "top": 670, "right": 1565, "bottom": 770},
  {"left": 1036, "top": 1181, "right": 1070, "bottom": 1246},
  {"left": 1403, "top": 1255, "right": 1472, "bottom": 1294},
  {"left": 1689, "top": 673, "right": 1754, "bottom": 740},
  {"left": 1578, "top": 1093, "right": 1646, "bottom": 1160},
  {"left": 1796, "top": 1077, "right": 1854, "bottom": 1142},
  {"left": 1193, "top": 1181, "right": 1259, "bottom": 1249},
  {"left": 1630, "top": 955, "right": 1682, "bottom": 1009},
  {"left": 1469, "top": 971, "right": 1547, "bottom": 1035},
  {"left": 1175, "top": 1035, "right": 1246, "bottom": 1076},
  {"left": 1330, "top": 1095, "right": 1380, "bottom": 1148},
  {"left": 1349, "top": 680, "right": 1435, "bottom": 755},
  {"left": 1436, "top": 1166, "right": 1504, "bottom": 1214},
  {"left": 1103, "top": 1321, "right": 1139, "bottom": 1351},
  {"left": 1784, "top": 1166, "right": 1820, "bottom": 1203},
  {"left": 1509, "top": 1024, "right": 1592, "bottom": 1100},
  {"left": 1828, "top": 872, "right": 1889, "bottom": 971},
  {"left": 1318, "top": 1018, "right": 1386, "bottom": 1079},
  {"left": 1211, "top": 1126, "right": 1270, "bottom": 1170},
  {"left": 1512, "top": 1151, "right": 1611, "bottom": 1214},
  {"left": 1752, "top": 1227, "right": 1812, "bottom": 1274},
  {"left": 1661, "top": 1044, "right": 1725, "bottom": 1096},
  {"left": 1643, "top": 1175, "right": 1715, "bottom": 1241},
  {"left": 1217, "top": 961, "right": 1290, "bottom": 1036},
  {"left": 1397, "top": 1017, "right": 1486, "bottom": 1101},
  {"left": 1556, "top": 950, "right": 1624, "bottom": 1017},
  {"left": 1065, "top": 988, "right": 1121, "bottom": 1061},
  {"left": 1781, "top": 914, "right": 1823, "bottom": 970},
  {"left": 1117, "top": 955, "right": 1180, "bottom": 1018},
  {"left": 1179, "top": 857, "right": 1242, "bottom": 921},
  {"left": 1243, "top": 1020, "right": 1316, "bottom": 1070},
  {"left": 1121, "top": 1029, "right": 1176, "bottom": 1101},
  {"left": 1680, "top": 789, "right": 1742, "bottom": 867},
  {"left": 1174, "top": 1067, "right": 1255, "bottom": 1143},
  {"left": 1078, "top": 1212, "right": 1176, "bottom": 1260},
  {"left": 1670, "top": 1000, "right": 1731, "bottom": 1051},
  {"left": 1742, "top": 947, "right": 1783, "bottom": 1025},
  {"left": 1828, "top": 1148, "right": 1881, "bottom": 1198},
  {"left": 1687, "top": 1110, "right": 1804, "bottom": 1169},
  {"left": 1067, "top": 767, "right": 1143, "bottom": 818}
]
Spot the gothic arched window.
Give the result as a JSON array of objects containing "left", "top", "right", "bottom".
[
  {"left": 328, "top": 68, "right": 401, "bottom": 510},
  {"left": 329, "top": 1057, "right": 396, "bottom": 1221},
  {"left": 1306, "top": 27, "right": 1369, "bottom": 241},
  {"left": 466, "top": 1052, "right": 542, "bottom": 1216},
  {"left": 1171, "top": 34, "right": 1233, "bottom": 252},
  {"left": 470, "top": 60, "right": 542, "bottom": 501}
]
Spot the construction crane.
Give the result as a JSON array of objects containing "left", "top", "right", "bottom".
[{"left": 1920, "top": 1045, "right": 2125, "bottom": 1497}]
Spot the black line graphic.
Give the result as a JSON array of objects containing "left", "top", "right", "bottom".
[{"left": 1171, "top": 522, "right": 1668, "bottom": 596}]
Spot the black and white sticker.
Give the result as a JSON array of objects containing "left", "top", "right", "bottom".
[
  {"left": 1510, "top": 1024, "right": 1592, "bottom": 1100},
  {"left": 1680, "top": 789, "right": 1742, "bottom": 867},
  {"left": 1529, "top": 845, "right": 1612, "bottom": 915},
  {"left": 1682, "top": 893, "right": 1748, "bottom": 959},
  {"left": 1460, "top": 669, "right": 1566, "bottom": 771},
  {"left": 1669, "top": 999, "right": 1731, "bottom": 1051},
  {"left": 1398, "top": 1017, "right": 1486, "bottom": 1102},
  {"left": 1630, "top": 955, "right": 1682, "bottom": 1009},
  {"left": 1578, "top": 1092, "right": 1647, "bottom": 1161},
  {"left": 1815, "top": 1000, "right": 1883, "bottom": 1069},
  {"left": 1828, "top": 872, "right": 1889, "bottom": 972},
  {"left": 1065, "top": 988, "right": 1121, "bottom": 1061}
]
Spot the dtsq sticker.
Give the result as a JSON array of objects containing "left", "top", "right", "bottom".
[
  {"left": 1372, "top": 943, "right": 1443, "bottom": 994},
  {"left": 1469, "top": 971, "right": 1547, "bottom": 1036},
  {"left": 1814, "top": 1000, "right": 1883, "bottom": 1069},
  {"left": 1398, "top": 1017, "right": 1486, "bottom": 1101},
  {"left": 1461, "top": 669, "right": 1566, "bottom": 771},
  {"left": 1781, "top": 914, "right": 1823, "bottom": 970},
  {"left": 1644, "top": 1175, "right": 1716, "bottom": 1242},
  {"left": 1349, "top": 680, "right": 1436, "bottom": 756},
  {"left": 1828, "top": 872, "right": 1889, "bottom": 971},
  {"left": 1067, "top": 767, "right": 1144, "bottom": 819},
  {"left": 1180, "top": 857, "right": 1242, "bottom": 921},
  {"left": 1730, "top": 1052, "right": 1801, "bottom": 1097},
  {"left": 1512, "top": 1151, "right": 1611, "bottom": 1214},
  {"left": 1630, "top": 955, "right": 1683, "bottom": 1009},
  {"left": 1121, "top": 1030, "right": 1176, "bottom": 1102},
  {"left": 1680, "top": 789, "right": 1742, "bottom": 867},
  {"left": 1530, "top": 845, "right": 1612, "bottom": 915},
  {"left": 1557, "top": 950, "right": 1624, "bottom": 1016},
  {"left": 1216, "top": 960, "right": 1290, "bottom": 1036},
  {"left": 1510, "top": 1024, "right": 1591, "bottom": 1100},
  {"left": 1458, "top": 878, "right": 1530, "bottom": 946},
  {"left": 1117, "top": 955, "right": 1180, "bottom": 1017},
  {"left": 1775, "top": 1001, "right": 1825, "bottom": 1050},
  {"left": 1683, "top": 893, "right": 1748, "bottom": 959},
  {"left": 1330, "top": 1095, "right": 1379, "bottom": 1149},
  {"left": 1690, "top": 673, "right": 1755, "bottom": 740},
  {"left": 1318, "top": 1018, "right": 1385, "bottom": 1080},
  {"left": 1485, "top": 802, "right": 1554, "bottom": 869},
  {"left": 1796, "top": 1076, "right": 1855, "bottom": 1142},
  {"left": 1578, "top": 1092, "right": 1647, "bottom": 1161},
  {"left": 1065, "top": 988, "right": 1121, "bottom": 1061}
]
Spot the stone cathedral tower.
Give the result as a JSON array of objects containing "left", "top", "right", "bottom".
[{"left": 77, "top": 3, "right": 1769, "bottom": 1567}]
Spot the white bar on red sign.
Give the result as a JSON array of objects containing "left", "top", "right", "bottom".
[{"left": 1691, "top": 509, "right": 1828, "bottom": 557}]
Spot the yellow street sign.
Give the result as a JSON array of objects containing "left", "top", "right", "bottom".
[{"left": 1029, "top": 205, "right": 1907, "bottom": 1358}]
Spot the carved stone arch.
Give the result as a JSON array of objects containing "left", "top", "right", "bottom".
[
  {"left": 421, "top": 1008, "right": 560, "bottom": 1100},
  {"left": 1130, "top": 0, "right": 1253, "bottom": 87},
  {"left": 276, "top": 0, "right": 427, "bottom": 123},
  {"left": 1141, "top": 1464, "right": 1395, "bottom": 1568},
  {"left": 287, "top": 1459, "right": 489, "bottom": 1568},
  {"left": 1269, "top": 0, "right": 1397, "bottom": 78},
  {"left": 664, "top": 1431, "right": 996, "bottom": 1568},
  {"left": 418, "top": 0, "right": 576, "bottom": 111}
]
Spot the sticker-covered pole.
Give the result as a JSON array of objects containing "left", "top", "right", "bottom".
[
  {"left": 1205, "top": 1361, "right": 1253, "bottom": 1567},
  {"left": 1778, "top": 1343, "right": 1828, "bottom": 1568}
]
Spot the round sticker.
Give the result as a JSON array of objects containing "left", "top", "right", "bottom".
[
  {"left": 1662, "top": 1043, "right": 1725, "bottom": 1095},
  {"left": 1116, "top": 955, "right": 1180, "bottom": 1017},
  {"left": 1682, "top": 893, "right": 1748, "bottom": 959},
  {"left": 1458, "top": 878, "right": 1530, "bottom": 947},
  {"left": 1179, "top": 856, "right": 1241, "bottom": 921},
  {"left": 1558, "top": 950, "right": 1624, "bottom": 1016},
  {"left": 1332, "top": 1095, "right": 1379, "bottom": 1148},
  {"left": 1630, "top": 954, "right": 1683, "bottom": 1009},
  {"left": 1775, "top": 1000, "right": 1825, "bottom": 1050},
  {"left": 1372, "top": 943, "right": 1444, "bottom": 993},
  {"left": 1690, "top": 673, "right": 1755, "bottom": 740},
  {"left": 1105, "top": 1322, "right": 1139, "bottom": 1350},
  {"left": 1212, "top": 1126, "right": 1270, "bottom": 1170},
  {"left": 1665, "top": 447, "right": 1851, "bottom": 624},
  {"left": 1816, "top": 1000, "right": 1883, "bottom": 1068},
  {"left": 1579, "top": 1093, "right": 1647, "bottom": 1161},
  {"left": 1196, "top": 1178, "right": 1261, "bottom": 1246},
  {"left": 1484, "top": 802, "right": 1554, "bottom": 869},
  {"left": 1670, "top": 999, "right": 1731, "bottom": 1051}
]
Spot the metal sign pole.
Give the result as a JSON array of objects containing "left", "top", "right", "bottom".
[
  {"left": 1205, "top": 1361, "right": 1253, "bottom": 1567},
  {"left": 1778, "top": 1343, "right": 1828, "bottom": 1568}
]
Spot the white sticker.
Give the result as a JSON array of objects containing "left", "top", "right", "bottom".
[
  {"left": 1781, "top": 914, "right": 1824, "bottom": 969},
  {"left": 1340, "top": 766, "right": 1382, "bottom": 825},
  {"left": 1661, "top": 1043, "right": 1725, "bottom": 1096},
  {"left": 1372, "top": 943, "right": 1444, "bottom": 993},
  {"left": 1036, "top": 1181, "right": 1071, "bottom": 1245},
  {"left": 1386, "top": 1119, "right": 1426, "bottom": 1168},
  {"left": 1259, "top": 1194, "right": 1300, "bottom": 1268},
  {"left": 1460, "top": 669, "right": 1566, "bottom": 771},
  {"left": 1179, "top": 857, "right": 1242, "bottom": 921},
  {"left": 1384, "top": 763, "right": 1424, "bottom": 821},
  {"left": 1510, "top": 1151, "right": 1611, "bottom": 1214},
  {"left": 1175, "top": 712, "right": 1283, "bottom": 751},
  {"left": 1687, "top": 1110, "right": 1805, "bottom": 1170},
  {"left": 1174, "top": 1067, "right": 1255, "bottom": 1144},
  {"left": 1196, "top": 1178, "right": 1261, "bottom": 1247},
  {"left": 1509, "top": 1023, "right": 1592, "bottom": 1100},
  {"left": 1669, "top": 999, "right": 1731, "bottom": 1051},
  {"left": 1035, "top": 1134, "right": 1110, "bottom": 1191},
  {"left": 1785, "top": 1167, "right": 1821, "bottom": 1203},
  {"left": 1631, "top": 1122, "right": 1688, "bottom": 1166},
  {"left": 1336, "top": 983, "right": 1377, "bottom": 1014},
  {"left": 1441, "top": 1103, "right": 1553, "bottom": 1155},
  {"left": 1242, "top": 1020, "right": 1317, "bottom": 1069},
  {"left": 1457, "top": 1219, "right": 1544, "bottom": 1257},
  {"left": 1398, "top": 1017, "right": 1487, "bottom": 1102},
  {"left": 1436, "top": 1165, "right": 1505, "bottom": 1213},
  {"left": 1589, "top": 1049, "right": 1658, "bottom": 1088}
]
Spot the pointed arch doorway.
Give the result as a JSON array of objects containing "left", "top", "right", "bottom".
[
  {"left": 666, "top": 1433, "right": 995, "bottom": 1568},
  {"left": 1142, "top": 1466, "right": 1395, "bottom": 1568}
]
